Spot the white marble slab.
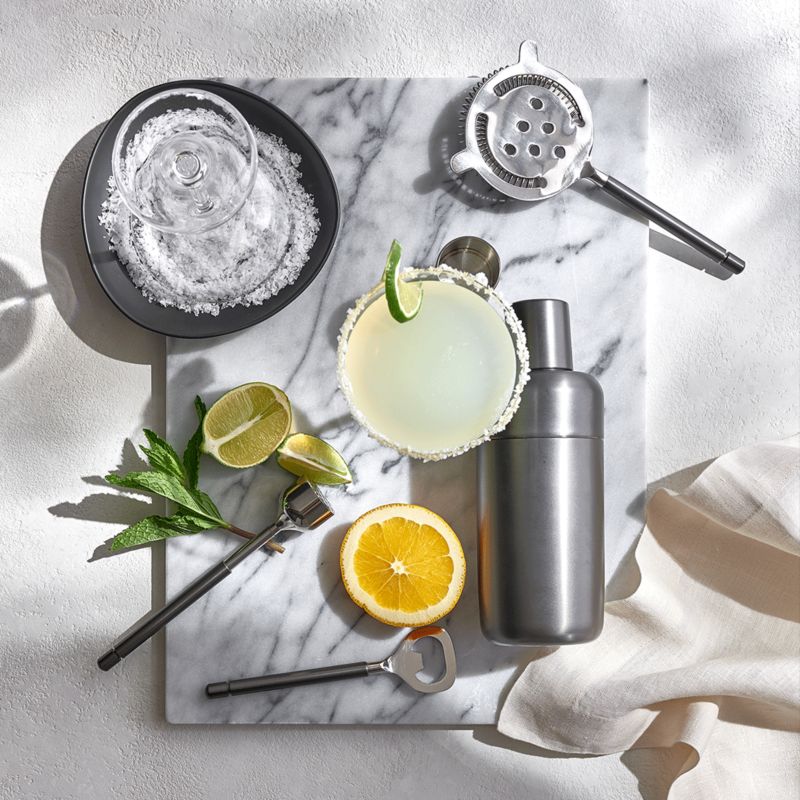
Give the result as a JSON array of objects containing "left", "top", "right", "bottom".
[{"left": 165, "top": 78, "right": 648, "bottom": 724}]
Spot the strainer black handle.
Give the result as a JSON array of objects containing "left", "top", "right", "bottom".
[{"left": 588, "top": 168, "right": 745, "bottom": 274}]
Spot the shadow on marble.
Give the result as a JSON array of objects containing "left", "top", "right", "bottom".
[
  {"left": 626, "top": 489, "right": 647, "bottom": 523},
  {"left": 326, "top": 296, "right": 359, "bottom": 349},
  {"left": 412, "top": 88, "right": 531, "bottom": 215},
  {"left": 649, "top": 231, "right": 734, "bottom": 280},
  {"left": 606, "top": 540, "right": 644, "bottom": 603},
  {"left": 315, "top": 521, "right": 404, "bottom": 643},
  {"left": 606, "top": 459, "right": 716, "bottom": 602},
  {"left": 164, "top": 355, "right": 216, "bottom": 446},
  {"left": 318, "top": 413, "right": 359, "bottom": 441},
  {"left": 149, "top": 540, "right": 168, "bottom": 724},
  {"left": 571, "top": 180, "right": 735, "bottom": 281},
  {"left": 0, "top": 258, "right": 49, "bottom": 375}
]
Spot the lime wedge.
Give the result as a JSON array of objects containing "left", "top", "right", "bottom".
[
  {"left": 276, "top": 433, "right": 352, "bottom": 485},
  {"left": 202, "top": 382, "right": 292, "bottom": 468},
  {"left": 383, "top": 239, "right": 423, "bottom": 323}
]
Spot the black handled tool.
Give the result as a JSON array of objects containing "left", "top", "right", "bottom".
[
  {"left": 206, "top": 626, "right": 457, "bottom": 697},
  {"left": 97, "top": 480, "right": 332, "bottom": 671}
]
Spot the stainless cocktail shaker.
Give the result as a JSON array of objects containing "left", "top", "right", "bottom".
[{"left": 478, "top": 299, "right": 604, "bottom": 645}]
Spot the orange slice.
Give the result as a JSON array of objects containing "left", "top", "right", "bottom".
[{"left": 340, "top": 504, "right": 466, "bottom": 627}]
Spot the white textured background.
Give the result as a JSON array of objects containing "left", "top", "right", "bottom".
[{"left": 1, "top": 2, "right": 797, "bottom": 798}]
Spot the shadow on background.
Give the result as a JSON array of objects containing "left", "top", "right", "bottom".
[
  {"left": 47, "top": 438, "right": 162, "bottom": 562},
  {"left": 647, "top": 458, "right": 716, "bottom": 497},
  {"left": 39, "top": 121, "right": 166, "bottom": 440},
  {"left": 0, "top": 258, "right": 49, "bottom": 374},
  {"left": 39, "top": 123, "right": 163, "bottom": 366}
]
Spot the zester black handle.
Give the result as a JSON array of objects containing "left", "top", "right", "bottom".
[
  {"left": 206, "top": 662, "right": 371, "bottom": 697},
  {"left": 590, "top": 170, "right": 745, "bottom": 274},
  {"left": 98, "top": 519, "right": 286, "bottom": 671},
  {"left": 98, "top": 561, "right": 231, "bottom": 670}
]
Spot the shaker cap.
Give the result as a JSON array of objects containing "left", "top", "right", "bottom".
[
  {"left": 496, "top": 298, "right": 604, "bottom": 439},
  {"left": 513, "top": 299, "right": 573, "bottom": 370}
]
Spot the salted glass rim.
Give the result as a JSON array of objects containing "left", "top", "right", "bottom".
[
  {"left": 336, "top": 265, "right": 531, "bottom": 461},
  {"left": 111, "top": 88, "right": 259, "bottom": 234}
]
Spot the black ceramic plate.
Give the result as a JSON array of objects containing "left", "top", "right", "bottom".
[{"left": 81, "top": 80, "right": 340, "bottom": 338}]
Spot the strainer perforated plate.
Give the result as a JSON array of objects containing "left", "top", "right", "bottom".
[{"left": 452, "top": 41, "right": 593, "bottom": 200}]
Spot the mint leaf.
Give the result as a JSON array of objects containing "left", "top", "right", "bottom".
[
  {"left": 169, "top": 511, "right": 219, "bottom": 530},
  {"left": 109, "top": 512, "right": 219, "bottom": 551},
  {"left": 106, "top": 471, "right": 225, "bottom": 524},
  {"left": 193, "top": 488, "right": 222, "bottom": 519},
  {"left": 183, "top": 396, "right": 207, "bottom": 490},
  {"left": 109, "top": 517, "right": 172, "bottom": 550},
  {"left": 101, "top": 397, "right": 252, "bottom": 555},
  {"left": 141, "top": 429, "right": 186, "bottom": 482}
]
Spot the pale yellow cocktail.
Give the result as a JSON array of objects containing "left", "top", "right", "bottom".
[{"left": 337, "top": 267, "right": 529, "bottom": 460}]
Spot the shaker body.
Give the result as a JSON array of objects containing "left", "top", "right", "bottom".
[
  {"left": 478, "top": 434, "right": 604, "bottom": 644},
  {"left": 477, "top": 296, "right": 605, "bottom": 647}
]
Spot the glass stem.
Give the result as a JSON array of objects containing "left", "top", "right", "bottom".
[{"left": 189, "top": 182, "right": 214, "bottom": 213}]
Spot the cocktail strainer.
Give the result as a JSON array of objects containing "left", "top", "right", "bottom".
[{"left": 451, "top": 41, "right": 744, "bottom": 274}]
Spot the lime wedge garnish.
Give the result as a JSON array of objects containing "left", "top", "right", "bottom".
[
  {"left": 383, "top": 240, "right": 423, "bottom": 323},
  {"left": 276, "top": 433, "right": 352, "bottom": 485},
  {"left": 201, "top": 382, "right": 292, "bottom": 469}
]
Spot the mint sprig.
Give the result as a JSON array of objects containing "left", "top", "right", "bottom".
[{"left": 104, "top": 397, "right": 281, "bottom": 553}]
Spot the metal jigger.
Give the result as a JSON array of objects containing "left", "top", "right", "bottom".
[
  {"left": 97, "top": 480, "right": 333, "bottom": 671},
  {"left": 436, "top": 236, "right": 501, "bottom": 288}
]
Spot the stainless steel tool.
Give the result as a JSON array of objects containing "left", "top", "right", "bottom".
[
  {"left": 451, "top": 41, "right": 745, "bottom": 275},
  {"left": 97, "top": 479, "right": 333, "bottom": 671},
  {"left": 436, "top": 235, "right": 501, "bottom": 288},
  {"left": 206, "top": 625, "right": 457, "bottom": 697}
]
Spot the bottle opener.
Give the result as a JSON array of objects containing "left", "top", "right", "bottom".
[{"left": 206, "top": 625, "right": 457, "bottom": 698}]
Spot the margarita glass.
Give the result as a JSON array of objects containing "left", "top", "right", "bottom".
[{"left": 337, "top": 266, "right": 530, "bottom": 461}]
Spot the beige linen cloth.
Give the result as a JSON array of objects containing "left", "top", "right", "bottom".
[{"left": 499, "top": 436, "right": 800, "bottom": 799}]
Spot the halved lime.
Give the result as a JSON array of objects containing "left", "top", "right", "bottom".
[
  {"left": 202, "top": 382, "right": 292, "bottom": 468},
  {"left": 276, "top": 433, "right": 352, "bottom": 485},
  {"left": 383, "top": 239, "right": 423, "bottom": 323}
]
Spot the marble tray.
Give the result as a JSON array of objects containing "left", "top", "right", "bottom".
[{"left": 165, "top": 77, "right": 648, "bottom": 724}]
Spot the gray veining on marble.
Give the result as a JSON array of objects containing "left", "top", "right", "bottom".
[{"left": 165, "top": 78, "right": 648, "bottom": 724}]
